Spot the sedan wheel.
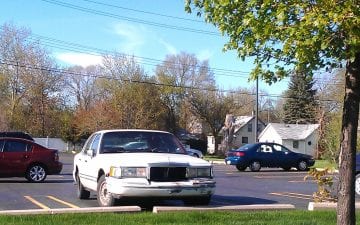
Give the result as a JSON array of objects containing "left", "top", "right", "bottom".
[
  {"left": 76, "top": 173, "right": 90, "bottom": 199},
  {"left": 26, "top": 164, "right": 47, "bottom": 182},
  {"left": 236, "top": 165, "right": 247, "bottom": 171},
  {"left": 97, "top": 175, "right": 115, "bottom": 207},
  {"left": 249, "top": 161, "right": 261, "bottom": 172},
  {"left": 297, "top": 160, "right": 308, "bottom": 171},
  {"left": 355, "top": 174, "right": 360, "bottom": 196}
]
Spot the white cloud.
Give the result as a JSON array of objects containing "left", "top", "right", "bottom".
[
  {"left": 113, "top": 23, "right": 146, "bottom": 53},
  {"left": 56, "top": 53, "right": 102, "bottom": 67},
  {"left": 158, "top": 38, "right": 177, "bottom": 55},
  {"left": 197, "top": 49, "right": 213, "bottom": 61}
]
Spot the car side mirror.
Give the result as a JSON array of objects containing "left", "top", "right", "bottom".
[{"left": 87, "top": 149, "right": 94, "bottom": 157}]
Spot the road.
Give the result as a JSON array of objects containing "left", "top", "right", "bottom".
[{"left": 0, "top": 153, "right": 320, "bottom": 211}]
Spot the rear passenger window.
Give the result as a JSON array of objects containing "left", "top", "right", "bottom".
[
  {"left": 0, "top": 140, "right": 4, "bottom": 152},
  {"left": 3, "top": 140, "right": 29, "bottom": 152}
]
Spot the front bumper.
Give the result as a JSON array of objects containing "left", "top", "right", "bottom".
[{"left": 107, "top": 177, "right": 216, "bottom": 198}]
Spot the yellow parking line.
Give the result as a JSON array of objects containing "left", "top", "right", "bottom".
[
  {"left": 47, "top": 195, "right": 80, "bottom": 208},
  {"left": 24, "top": 196, "right": 50, "bottom": 209},
  {"left": 269, "top": 192, "right": 312, "bottom": 200}
]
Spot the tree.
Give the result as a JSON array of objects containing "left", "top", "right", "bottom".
[
  {"left": 185, "top": 1, "right": 359, "bottom": 224},
  {"left": 155, "top": 52, "right": 215, "bottom": 132},
  {"left": 283, "top": 71, "right": 317, "bottom": 124}
]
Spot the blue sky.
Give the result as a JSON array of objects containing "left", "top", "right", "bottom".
[{"left": 0, "top": 0, "right": 289, "bottom": 96}]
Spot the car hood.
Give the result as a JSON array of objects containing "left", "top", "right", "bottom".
[{"left": 96, "top": 152, "right": 211, "bottom": 167}]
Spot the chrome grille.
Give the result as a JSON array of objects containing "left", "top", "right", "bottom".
[{"left": 150, "top": 167, "right": 187, "bottom": 182}]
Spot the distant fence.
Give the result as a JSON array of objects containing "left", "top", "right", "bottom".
[{"left": 34, "top": 137, "right": 82, "bottom": 152}]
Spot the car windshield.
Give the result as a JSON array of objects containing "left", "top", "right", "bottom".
[{"left": 100, "top": 131, "right": 186, "bottom": 154}]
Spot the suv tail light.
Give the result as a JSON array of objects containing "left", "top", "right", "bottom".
[
  {"left": 234, "top": 152, "right": 245, "bottom": 157},
  {"left": 54, "top": 151, "right": 59, "bottom": 161}
]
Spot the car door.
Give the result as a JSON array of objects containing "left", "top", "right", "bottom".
[
  {"left": 78, "top": 134, "right": 101, "bottom": 189},
  {"left": 258, "top": 144, "right": 274, "bottom": 167},
  {"left": 271, "top": 144, "right": 292, "bottom": 168},
  {"left": 1, "top": 139, "right": 31, "bottom": 176}
]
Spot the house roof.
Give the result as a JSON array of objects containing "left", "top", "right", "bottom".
[{"left": 260, "top": 123, "right": 320, "bottom": 140}]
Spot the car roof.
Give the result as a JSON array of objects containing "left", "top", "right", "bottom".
[
  {"left": 0, "top": 132, "right": 34, "bottom": 141},
  {"left": 95, "top": 129, "right": 171, "bottom": 134}
]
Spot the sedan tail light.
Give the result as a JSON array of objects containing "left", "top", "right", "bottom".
[
  {"left": 54, "top": 151, "right": 59, "bottom": 162},
  {"left": 234, "top": 152, "right": 245, "bottom": 157}
]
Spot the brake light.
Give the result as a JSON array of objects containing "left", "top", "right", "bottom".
[
  {"left": 234, "top": 152, "right": 245, "bottom": 157},
  {"left": 54, "top": 151, "right": 59, "bottom": 161}
]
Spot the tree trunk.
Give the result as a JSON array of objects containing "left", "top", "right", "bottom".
[{"left": 337, "top": 52, "right": 360, "bottom": 225}]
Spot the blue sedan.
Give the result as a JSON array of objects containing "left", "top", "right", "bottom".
[{"left": 225, "top": 142, "right": 315, "bottom": 172}]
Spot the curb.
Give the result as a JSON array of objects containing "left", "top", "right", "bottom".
[
  {"left": 308, "top": 202, "right": 360, "bottom": 211},
  {"left": 0, "top": 206, "right": 142, "bottom": 215},
  {"left": 153, "top": 204, "right": 295, "bottom": 213}
]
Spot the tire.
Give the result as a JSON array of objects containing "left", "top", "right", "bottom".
[
  {"left": 76, "top": 173, "right": 90, "bottom": 199},
  {"left": 97, "top": 174, "right": 116, "bottom": 207},
  {"left": 249, "top": 161, "right": 261, "bottom": 172},
  {"left": 355, "top": 174, "right": 360, "bottom": 196},
  {"left": 26, "top": 164, "right": 47, "bottom": 182},
  {"left": 236, "top": 165, "right": 247, "bottom": 171},
  {"left": 297, "top": 160, "right": 308, "bottom": 171},
  {"left": 183, "top": 196, "right": 211, "bottom": 206}
]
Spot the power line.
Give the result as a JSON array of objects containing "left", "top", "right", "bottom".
[
  {"left": 79, "top": 0, "right": 206, "bottom": 24},
  {"left": 0, "top": 59, "right": 340, "bottom": 103},
  {"left": 40, "top": 0, "right": 220, "bottom": 36}
]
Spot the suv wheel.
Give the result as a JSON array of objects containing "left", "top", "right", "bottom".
[
  {"left": 26, "top": 164, "right": 47, "bottom": 182},
  {"left": 97, "top": 175, "right": 115, "bottom": 207}
]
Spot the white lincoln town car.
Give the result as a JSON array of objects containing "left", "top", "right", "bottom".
[{"left": 73, "top": 129, "right": 216, "bottom": 207}]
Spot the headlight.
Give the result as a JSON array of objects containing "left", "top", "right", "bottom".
[
  {"left": 109, "top": 167, "right": 147, "bottom": 178},
  {"left": 187, "top": 167, "right": 212, "bottom": 178}
]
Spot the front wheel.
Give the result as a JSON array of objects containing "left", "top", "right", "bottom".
[
  {"left": 76, "top": 173, "right": 90, "bottom": 199},
  {"left": 355, "top": 174, "right": 360, "bottom": 196},
  {"left": 26, "top": 164, "right": 47, "bottom": 182},
  {"left": 97, "top": 175, "right": 116, "bottom": 207},
  {"left": 297, "top": 160, "right": 308, "bottom": 171}
]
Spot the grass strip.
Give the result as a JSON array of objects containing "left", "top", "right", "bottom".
[{"left": 1, "top": 210, "right": 358, "bottom": 225}]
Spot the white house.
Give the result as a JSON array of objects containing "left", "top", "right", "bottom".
[{"left": 258, "top": 123, "right": 320, "bottom": 156}]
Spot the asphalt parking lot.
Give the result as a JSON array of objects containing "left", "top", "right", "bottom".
[{"left": 0, "top": 153, "right": 321, "bottom": 212}]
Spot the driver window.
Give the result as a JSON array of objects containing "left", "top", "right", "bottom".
[{"left": 273, "top": 144, "right": 282, "bottom": 152}]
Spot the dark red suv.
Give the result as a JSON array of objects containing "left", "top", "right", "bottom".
[{"left": 0, "top": 137, "right": 63, "bottom": 182}]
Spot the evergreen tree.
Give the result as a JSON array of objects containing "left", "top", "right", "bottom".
[{"left": 283, "top": 71, "right": 317, "bottom": 124}]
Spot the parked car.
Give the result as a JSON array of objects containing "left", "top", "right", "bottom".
[
  {"left": 186, "top": 148, "right": 204, "bottom": 158},
  {"left": 225, "top": 142, "right": 315, "bottom": 172},
  {"left": 355, "top": 154, "right": 360, "bottom": 196},
  {"left": 0, "top": 131, "right": 34, "bottom": 141},
  {"left": 0, "top": 137, "right": 63, "bottom": 182},
  {"left": 73, "top": 129, "right": 215, "bottom": 207}
]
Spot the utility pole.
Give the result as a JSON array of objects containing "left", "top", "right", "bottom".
[{"left": 255, "top": 76, "right": 259, "bottom": 142}]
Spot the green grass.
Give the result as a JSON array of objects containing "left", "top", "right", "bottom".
[
  {"left": 313, "top": 160, "right": 337, "bottom": 170},
  {"left": 1, "top": 210, "right": 359, "bottom": 225}
]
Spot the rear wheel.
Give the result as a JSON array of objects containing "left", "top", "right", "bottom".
[
  {"left": 76, "top": 173, "right": 90, "bottom": 199},
  {"left": 97, "top": 175, "right": 116, "bottom": 207},
  {"left": 249, "top": 161, "right": 261, "bottom": 172},
  {"left": 26, "top": 164, "right": 47, "bottom": 182},
  {"left": 236, "top": 165, "right": 247, "bottom": 171}
]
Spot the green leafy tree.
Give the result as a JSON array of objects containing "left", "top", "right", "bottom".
[
  {"left": 186, "top": 1, "right": 359, "bottom": 224},
  {"left": 283, "top": 71, "right": 317, "bottom": 124}
]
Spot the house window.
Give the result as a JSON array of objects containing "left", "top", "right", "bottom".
[
  {"left": 293, "top": 140, "right": 299, "bottom": 149},
  {"left": 242, "top": 137, "right": 248, "bottom": 144},
  {"left": 247, "top": 123, "right": 252, "bottom": 132}
]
